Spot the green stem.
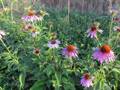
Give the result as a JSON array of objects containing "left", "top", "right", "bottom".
[
  {"left": 96, "top": 37, "right": 102, "bottom": 46},
  {"left": 113, "top": 80, "right": 118, "bottom": 90},
  {"left": 0, "top": 39, "right": 19, "bottom": 64},
  {"left": 69, "top": 57, "right": 73, "bottom": 69},
  {"left": 113, "top": 33, "right": 120, "bottom": 49},
  {"left": 108, "top": 16, "right": 113, "bottom": 44},
  {"left": 52, "top": 48, "right": 55, "bottom": 60},
  {"left": 33, "top": 37, "right": 36, "bottom": 47},
  {"left": 55, "top": 72, "right": 60, "bottom": 90},
  {"left": 40, "top": 21, "right": 43, "bottom": 27},
  {"left": 11, "top": 2, "right": 14, "bottom": 21},
  {"left": 0, "top": 0, "right": 5, "bottom": 9},
  {"left": 67, "top": 0, "right": 70, "bottom": 24},
  {"left": 48, "top": 24, "right": 52, "bottom": 40},
  {"left": 115, "top": 81, "right": 118, "bottom": 90},
  {"left": 0, "top": 39, "right": 11, "bottom": 54}
]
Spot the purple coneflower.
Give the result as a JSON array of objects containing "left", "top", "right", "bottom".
[
  {"left": 80, "top": 73, "right": 93, "bottom": 88},
  {"left": 113, "top": 26, "right": 120, "bottom": 32},
  {"left": 0, "top": 30, "right": 6, "bottom": 39},
  {"left": 87, "top": 25, "right": 103, "bottom": 38},
  {"left": 92, "top": 44, "right": 115, "bottom": 64},
  {"left": 21, "top": 9, "right": 43, "bottom": 22},
  {"left": 48, "top": 39, "right": 60, "bottom": 49},
  {"left": 62, "top": 45, "right": 78, "bottom": 58}
]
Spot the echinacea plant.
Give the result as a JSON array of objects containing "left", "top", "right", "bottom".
[
  {"left": 0, "top": 30, "right": 19, "bottom": 64},
  {"left": 47, "top": 39, "right": 60, "bottom": 49},
  {"left": 0, "top": 3, "right": 120, "bottom": 90},
  {"left": 87, "top": 22, "right": 103, "bottom": 39},
  {"left": 80, "top": 73, "right": 94, "bottom": 88},
  {"left": 62, "top": 45, "right": 78, "bottom": 58},
  {"left": 33, "top": 48, "right": 40, "bottom": 56},
  {"left": 21, "top": 9, "right": 43, "bottom": 22},
  {"left": 92, "top": 44, "right": 115, "bottom": 64}
]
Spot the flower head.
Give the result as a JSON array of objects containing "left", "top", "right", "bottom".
[
  {"left": 31, "top": 29, "right": 39, "bottom": 37},
  {"left": 113, "top": 17, "right": 120, "bottom": 23},
  {"left": 92, "top": 44, "right": 115, "bottom": 64},
  {"left": 80, "top": 73, "right": 93, "bottom": 88},
  {"left": 21, "top": 9, "right": 43, "bottom": 22},
  {"left": 62, "top": 45, "right": 78, "bottom": 58},
  {"left": 113, "top": 26, "right": 120, "bottom": 32},
  {"left": 50, "top": 32, "right": 57, "bottom": 40},
  {"left": 33, "top": 48, "right": 40, "bottom": 56},
  {"left": 87, "top": 23, "right": 103, "bottom": 38},
  {"left": 48, "top": 39, "right": 60, "bottom": 49},
  {"left": 39, "top": 10, "right": 49, "bottom": 17},
  {"left": 0, "top": 30, "right": 6, "bottom": 39},
  {"left": 23, "top": 23, "right": 33, "bottom": 32},
  {"left": 109, "top": 9, "right": 118, "bottom": 16}
]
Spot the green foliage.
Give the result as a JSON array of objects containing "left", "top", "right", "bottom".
[
  {"left": 0, "top": 6, "right": 120, "bottom": 90},
  {"left": 30, "top": 80, "right": 45, "bottom": 90}
]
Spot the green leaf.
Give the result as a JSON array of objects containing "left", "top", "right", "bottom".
[
  {"left": 19, "top": 73, "right": 26, "bottom": 90},
  {"left": 62, "top": 77, "right": 75, "bottom": 90},
  {"left": 104, "top": 83, "right": 111, "bottom": 90},
  {"left": 30, "top": 80, "right": 45, "bottom": 90},
  {"left": 0, "top": 87, "right": 4, "bottom": 90},
  {"left": 43, "top": 64, "right": 54, "bottom": 76},
  {"left": 84, "top": 87, "right": 94, "bottom": 90},
  {"left": 112, "top": 68, "right": 120, "bottom": 74}
]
